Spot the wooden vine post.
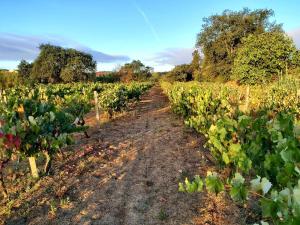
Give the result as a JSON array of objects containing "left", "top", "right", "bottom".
[
  {"left": 0, "top": 90, "right": 7, "bottom": 103},
  {"left": 19, "top": 105, "right": 40, "bottom": 179},
  {"left": 28, "top": 157, "right": 39, "bottom": 178},
  {"left": 94, "top": 91, "right": 100, "bottom": 121},
  {"left": 245, "top": 86, "right": 250, "bottom": 112}
]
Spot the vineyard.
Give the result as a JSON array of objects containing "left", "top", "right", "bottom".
[
  {"left": 161, "top": 78, "right": 300, "bottom": 225},
  {"left": 0, "top": 82, "right": 152, "bottom": 209},
  {"left": 0, "top": 78, "right": 300, "bottom": 224},
  {"left": 1, "top": 3, "right": 300, "bottom": 224},
  {"left": 0, "top": 0, "right": 300, "bottom": 225}
]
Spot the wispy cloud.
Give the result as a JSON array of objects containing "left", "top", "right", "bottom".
[
  {"left": 288, "top": 28, "right": 300, "bottom": 48},
  {"left": 150, "top": 47, "right": 194, "bottom": 65},
  {"left": 0, "top": 33, "right": 130, "bottom": 63},
  {"left": 132, "top": 1, "right": 160, "bottom": 43}
]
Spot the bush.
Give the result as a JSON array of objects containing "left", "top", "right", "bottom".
[
  {"left": 0, "top": 71, "right": 20, "bottom": 89},
  {"left": 96, "top": 73, "right": 120, "bottom": 83}
]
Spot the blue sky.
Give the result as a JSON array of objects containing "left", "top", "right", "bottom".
[{"left": 0, "top": 0, "right": 300, "bottom": 71}]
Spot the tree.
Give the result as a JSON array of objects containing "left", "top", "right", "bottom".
[
  {"left": 31, "top": 44, "right": 66, "bottom": 83},
  {"left": 118, "top": 60, "right": 152, "bottom": 82},
  {"left": 164, "top": 64, "right": 193, "bottom": 82},
  {"left": 61, "top": 52, "right": 96, "bottom": 82},
  {"left": 292, "top": 50, "right": 300, "bottom": 67},
  {"left": 197, "top": 8, "right": 282, "bottom": 80},
  {"left": 190, "top": 49, "right": 201, "bottom": 81},
  {"left": 232, "top": 32, "right": 297, "bottom": 84},
  {"left": 31, "top": 44, "right": 96, "bottom": 83},
  {"left": 17, "top": 60, "right": 33, "bottom": 82}
]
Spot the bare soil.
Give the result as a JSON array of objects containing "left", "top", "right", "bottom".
[{"left": 2, "top": 86, "right": 253, "bottom": 225}]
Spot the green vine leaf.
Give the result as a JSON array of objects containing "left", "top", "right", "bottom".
[{"left": 205, "top": 171, "right": 224, "bottom": 195}]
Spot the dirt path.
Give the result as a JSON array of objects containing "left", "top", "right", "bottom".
[{"left": 5, "top": 86, "right": 248, "bottom": 225}]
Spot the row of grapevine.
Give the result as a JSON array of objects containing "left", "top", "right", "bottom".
[
  {"left": 97, "top": 82, "right": 152, "bottom": 117},
  {"left": 0, "top": 81, "right": 152, "bottom": 200},
  {"left": 161, "top": 80, "right": 300, "bottom": 225}
]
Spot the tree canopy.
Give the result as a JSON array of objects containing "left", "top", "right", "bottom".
[
  {"left": 60, "top": 50, "right": 96, "bottom": 82},
  {"left": 292, "top": 50, "right": 300, "bottom": 68},
  {"left": 190, "top": 49, "right": 202, "bottom": 81},
  {"left": 30, "top": 44, "right": 96, "bottom": 83},
  {"left": 164, "top": 64, "right": 193, "bottom": 82},
  {"left": 17, "top": 60, "right": 33, "bottom": 83},
  {"left": 118, "top": 60, "right": 153, "bottom": 82},
  {"left": 197, "top": 8, "right": 282, "bottom": 80},
  {"left": 232, "top": 32, "right": 297, "bottom": 84}
]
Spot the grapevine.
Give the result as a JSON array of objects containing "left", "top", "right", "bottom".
[{"left": 162, "top": 79, "right": 300, "bottom": 224}]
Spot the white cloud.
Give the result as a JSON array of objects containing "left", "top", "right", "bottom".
[
  {"left": 150, "top": 47, "right": 194, "bottom": 66},
  {"left": 0, "top": 32, "right": 195, "bottom": 72},
  {"left": 0, "top": 33, "right": 130, "bottom": 63}
]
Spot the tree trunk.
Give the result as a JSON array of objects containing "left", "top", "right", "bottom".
[
  {"left": 79, "top": 118, "right": 90, "bottom": 138},
  {"left": 108, "top": 109, "right": 113, "bottom": 119},
  {"left": 84, "top": 131, "right": 90, "bottom": 138},
  {"left": 28, "top": 157, "right": 39, "bottom": 178}
]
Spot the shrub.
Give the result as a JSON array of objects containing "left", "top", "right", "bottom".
[{"left": 96, "top": 73, "right": 120, "bottom": 83}]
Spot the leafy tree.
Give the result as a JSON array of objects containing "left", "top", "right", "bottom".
[
  {"left": 164, "top": 50, "right": 201, "bottom": 82},
  {"left": 292, "top": 50, "right": 300, "bottom": 67},
  {"left": 17, "top": 60, "right": 33, "bottom": 83},
  {"left": 190, "top": 49, "right": 202, "bottom": 81},
  {"left": 31, "top": 44, "right": 96, "bottom": 83},
  {"left": 118, "top": 60, "right": 153, "bottom": 82},
  {"left": 31, "top": 44, "right": 66, "bottom": 83},
  {"left": 150, "top": 72, "right": 161, "bottom": 82},
  {"left": 164, "top": 64, "right": 193, "bottom": 82},
  {"left": 61, "top": 53, "right": 96, "bottom": 82},
  {"left": 232, "top": 32, "right": 297, "bottom": 84},
  {"left": 197, "top": 8, "right": 282, "bottom": 80}
]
